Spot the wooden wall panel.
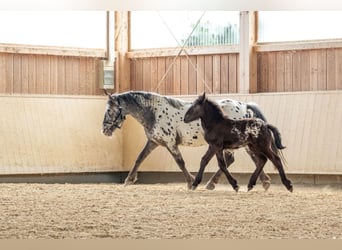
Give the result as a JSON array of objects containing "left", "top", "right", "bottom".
[
  {"left": 123, "top": 91, "right": 342, "bottom": 175},
  {"left": 130, "top": 54, "right": 240, "bottom": 95},
  {"left": 0, "top": 53, "right": 102, "bottom": 96},
  {"left": 258, "top": 48, "right": 342, "bottom": 92},
  {"left": 0, "top": 95, "right": 122, "bottom": 174}
]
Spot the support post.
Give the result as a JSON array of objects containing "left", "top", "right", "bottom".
[
  {"left": 239, "top": 11, "right": 257, "bottom": 93},
  {"left": 115, "top": 11, "right": 131, "bottom": 92}
]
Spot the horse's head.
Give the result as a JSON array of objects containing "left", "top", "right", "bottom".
[
  {"left": 102, "top": 92, "right": 126, "bottom": 136},
  {"left": 184, "top": 92, "right": 207, "bottom": 123}
]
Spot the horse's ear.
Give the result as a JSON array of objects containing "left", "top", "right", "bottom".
[
  {"left": 103, "top": 89, "right": 111, "bottom": 97},
  {"left": 199, "top": 92, "right": 206, "bottom": 103}
]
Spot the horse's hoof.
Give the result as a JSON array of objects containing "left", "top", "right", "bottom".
[
  {"left": 262, "top": 181, "right": 271, "bottom": 191},
  {"left": 191, "top": 185, "right": 198, "bottom": 191},
  {"left": 205, "top": 182, "right": 216, "bottom": 190},
  {"left": 247, "top": 186, "right": 253, "bottom": 192},
  {"left": 124, "top": 177, "right": 137, "bottom": 186},
  {"left": 288, "top": 186, "right": 294, "bottom": 192},
  {"left": 234, "top": 185, "right": 239, "bottom": 192}
]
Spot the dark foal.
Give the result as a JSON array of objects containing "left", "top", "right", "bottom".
[{"left": 184, "top": 93, "right": 293, "bottom": 192}]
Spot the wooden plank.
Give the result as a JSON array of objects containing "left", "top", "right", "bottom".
[
  {"left": 57, "top": 56, "right": 66, "bottom": 95},
  {"left": 292, "top": 51, "right": 301, "bottom": 91},
  {"left": 257, "top": 53, "right": 267, "bottom": 92},
  {"left": 93, "top": 59, "right": 102, "bottom": 95},
  {"left": 220, "top": 55, "right": 229, "bottom": 94},
  {"left": 13, "top": 54, "right": 22, "bottom": 93},
  {"left": 43, "top": 56, "right": 51, "bottom": 94},
  {"left": 196, "top": 55, "right": 205, "bottom": 94},
  {"left": 309, "top": 50, "right": 318, "bottom": 91},
  {"left": 255, "top": 39, "right": 342, "bottom": 52},
  {"left": 284, "top": 51, "right": 293, "bottom": 92},
  {"left": 5, "top": 54, "right": 14, "bottom": 94},
  {"left": 188, "top": 56, "right": 197, "bottom": 95},
  {"left": 0, "top": 55, "right": 5, "bottom": 93},
  {"left": 267, "top": 52, "right": 276, "bottom": 92},
  {"left": 28, "top": 55, "right": 36, "bottom": 94},
  {"left": 180, "top": 56, "right": 189, "bottom": 95},
  {"left": 134, "top": 58, "right": 143, "bottom": 91},
  {"left": 65, "top": 57, "right": 74, "bottom": 94},
  {"left": 156, "top": 57, "right": 166, "bottom": 94},
  {"left": 130, "top": 59, "right": 136, "bottom": 91},
  {"left": 21, "top": 54, "right": 29, "bottom": 94},
  {"left": 172, "top": 57, "right": 181, "bottom": 95},
  {"left": 142, "top": 58, "right": 151, "bottom": 91},
  {"left": 326, "top": 48, "right": 336, "bottom": 90},
  {"left": 150, "top": 57, "right": 158, "bottom": 93},
  {"left": 127, "top": 45, "right": 239, "bottom": 58},
  {"left": 35, "top": 55, "right": 44, "bottom": 94},
  {"left": 49, "top": 56, "right": 58, "bottom": 95},
  {"left": 228, "top": 54, "right": 238, "bottom": 93},
  {"left": 336, "top": 48, "right": 342, "bottom": 90},
  {"left": 276, "top": 51, "right": 285, "bottom": 92},
  {"left": 204, "top": 55, "right": 213, "bottom": 93},
  {"left": 165, "top": 57, "right": 173, "bottom": 95},
  {"left": 72, "top": 57, "right": 80, "bottom": 95},
  {"left": 300, "top": 50, "right": 310, "bottom": 91},
  {"left": 212, "top": 55, "right": 220, "bottom": 94},
  {"left": 79, "top": 57, "right": 87, "bottom": 95},
  {"left": 317, "top": 50, "right": 327, "bottom": 90},
  {"left": 0, "top": 43, "right": 106, "bottom": 58}
]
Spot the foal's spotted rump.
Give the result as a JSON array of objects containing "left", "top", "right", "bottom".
[{"left": 231, "top": 118, "right": 264, "bottom": 143}]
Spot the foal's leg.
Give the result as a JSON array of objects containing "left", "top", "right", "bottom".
[
  {"left": 166, "top": 145, "right": 195, "bottom": 190},
  {"left": 264, "top": 149, "right": 293, "bottom": 192},
  {"left": 192, "top": 145, "right": 217, "bottom": 190},
  {"left": 205, "top": 150, "right": 234, "bottom": 190},
  {"left": 246, "top": 152, "right": 268, "bottom": 191},
  {"left": 124, "top": 140, "right": 158, "bottom": 186},
  {"left": 245, "top": 148, "right": 271, "bottom": 191},
  {"left": 216, "top": 150, "right": 239, "bottom": 192}
]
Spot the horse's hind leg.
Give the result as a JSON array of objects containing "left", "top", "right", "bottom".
[
  {"left": 205, "top": 150, "right": 234, "bottom": 190},
  {"left": 167, "top": 145, "right": 195, "bottom": 190},
  {"left": 216, "top": 151, "right": 239, "bottom": 192},
  {"left": 124, "top": 140, "right": 158, "bottom": 186}
]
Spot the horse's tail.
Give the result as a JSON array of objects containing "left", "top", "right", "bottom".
[
  {"left": 246, "top": 103, "right": 267, "bottom": 122},
  {"left": 267, "top": 124, "right": 286, "bottom": 150}
]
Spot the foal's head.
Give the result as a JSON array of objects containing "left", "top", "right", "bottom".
[
  {"left": 102, "top": 92, "right": 126, "bottom": 136},
  {"left": 184, "top": 92, "right": 224, "bottom": 124}
]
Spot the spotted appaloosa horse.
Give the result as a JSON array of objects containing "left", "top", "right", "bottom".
[
  {"left": 184, "top": 93, "right": 293, "bottom": 192},
  {"left": 102, "top": 91, "right": 271, "bottom": 190}
]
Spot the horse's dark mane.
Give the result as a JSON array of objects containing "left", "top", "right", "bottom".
[{"left": 118, "top": 91, "right": 185, "bottom": 109}]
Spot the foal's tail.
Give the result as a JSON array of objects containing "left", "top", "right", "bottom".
[{"left": 267, "top": 124, "right": 286, "bottom": 150}]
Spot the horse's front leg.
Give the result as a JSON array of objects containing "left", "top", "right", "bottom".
[
  {"left": 192, "top": 145, "right": 217, "bottom": 190},
  {"left": 205, "top": 150, "right": 235, "bottom": 190},
  {"left": 216, "top": 150, "right": 239, "bottom": 192},
  {"left": 124, "top": 140, "right": 158, "bottom": 186},
  {"left": 167, "top": 145, "right": 195, "bottom": 190}
]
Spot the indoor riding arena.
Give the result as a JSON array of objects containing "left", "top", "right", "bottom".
[{"left": 0, "top": 10, "right": 341, "bottom": 239}]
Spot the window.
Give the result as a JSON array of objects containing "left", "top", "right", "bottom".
[
  {"left": 258, "top": 11, "right": 342, "bottom": 42},
  {"left": 0, "top": 11, "right": 107, "bottom": 49},
  {"left": 130, "top": 11, "right": 239, "bottom": 49}
]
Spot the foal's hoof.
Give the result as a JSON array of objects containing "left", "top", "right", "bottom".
[
  {"left": 234, "top": 185, "right": 239, "bottom": 192},
  {"left": 262, "top": 181, "right": 271, "bottom": 191},
  {"left": 205, "top": 182, "right": 216, "bottom": 190},
  {"left": 191, "top": 185, "right": 198, "bottom": 191}
]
